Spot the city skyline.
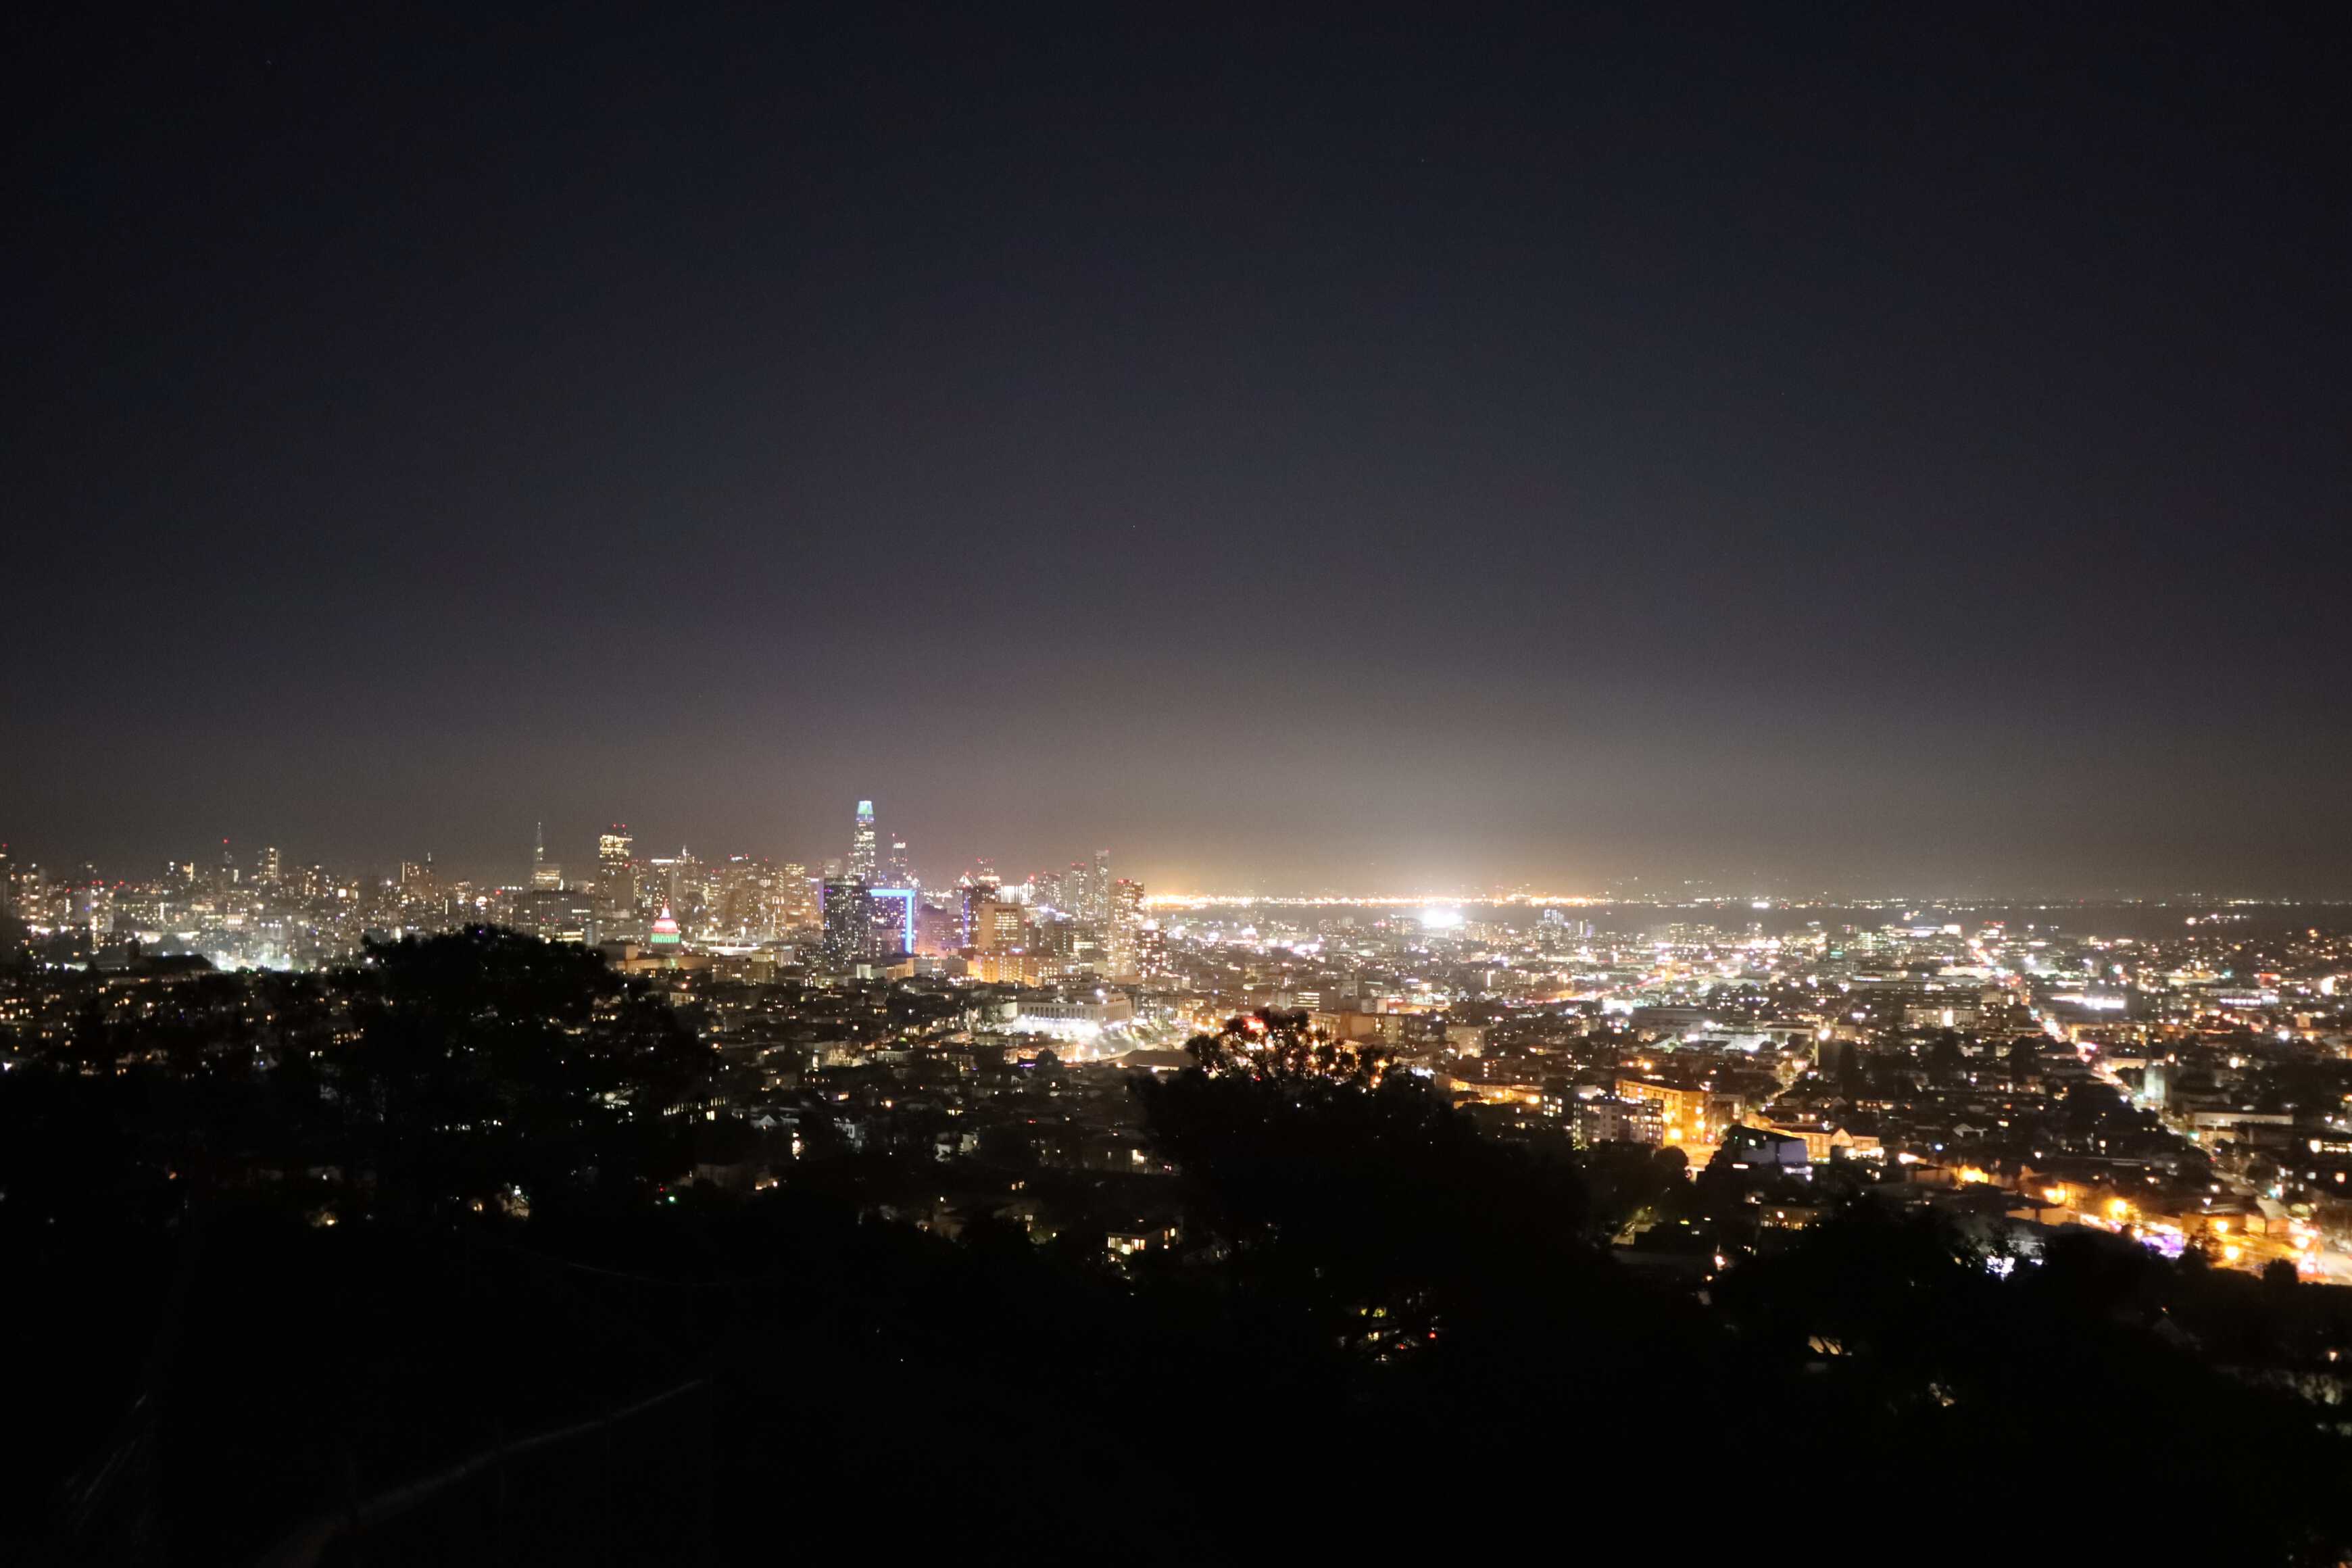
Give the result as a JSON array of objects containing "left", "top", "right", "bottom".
[
  {"left": 9, "top": 9, "right": 2347, "bottom": 1563},
  {"left": 9, "top": 806, "right": 2352, "bottom": 906}
]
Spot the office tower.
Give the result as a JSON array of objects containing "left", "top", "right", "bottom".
[
  {"left": 12, "top": 861, "right": 45, "bottom": 931},
  {"left": 773, "top": 864, "right": 817, "bottom": 934},
  {"left": 849, "top": 800, "right": 877, "bottom": 883},
  {"left": 715, "top": 856, "right": 764, "bottom": 937},
  {"left": 516, "top": 887, "right": 597, "bottom": 944},
  {"left": 1089, "top": 850, "right": 1110, "bottom": 923},
  {"left": 257, "top": 846, "right": 282, "bottom": 887},
  {"left": 0, "top": 847, "right": 22, "bottom": 952},
  {"left": 883, "top": 835, "right": 912, "bottom": 888},
  {"left": 646, "top": 851, "right": 700, "bottom": 923},
  {"left": 597, "top": 825, "right": 633, "bottom": 881},
  {"left": 78, "top": 872, "right": 109, "bottom": 943},
  {"left": 598, "top": 827, "right": 633, "bottom": 893},
  {"left": 969, "top": 897, "right": 1025, "bottom": 954},
  {"left": 597, "top": 825, "right": 638, "bottom": 937}
]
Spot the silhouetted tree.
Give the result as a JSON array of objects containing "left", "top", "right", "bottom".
[
  {"left": 330, "top": 927, "right": 705, "bottom": 1218},
  {"left": 1182, "top": 1008, "right": 1392, "bottom": 1085}
]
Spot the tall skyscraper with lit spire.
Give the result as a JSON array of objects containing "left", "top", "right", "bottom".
[{"left": 849, "top": 800, "right": 877, "bottom": 883}]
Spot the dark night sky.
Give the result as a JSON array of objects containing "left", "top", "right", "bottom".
[{"left": 5, "top": 5, "right": 2346, "bottom": 894}]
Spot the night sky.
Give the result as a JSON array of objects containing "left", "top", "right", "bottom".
[{"left": 6, "top": 7, "right": 2346, "bottom": 895}]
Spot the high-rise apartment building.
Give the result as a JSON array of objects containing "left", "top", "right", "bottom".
[
  {"left": 1106, "top": 877, "right": 1144, "bottom": 981},
  {"left": 820, "top": 878, "right": 881, "bottom": 968}
]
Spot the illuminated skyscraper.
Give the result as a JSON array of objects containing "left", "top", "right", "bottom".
[
  {"left": 597, "top": 825, "right": 637, "bottom": 935},
  {"left": 256, "top": 845, "right": 282, "bottom": 887},
  {"left": 646, "top": 850, "right": 700, "bottom": 924},
  {"left": 820, "top": 878, "right": 881, "bottom": 968},
  {"left": 716, "top": 856, "right": 770, "bottom": 937},
  {"left": 598, "top": 825, "right": 633, "bottom": 889},
  {"left": 969, "top": 897, "right": 1025, "bottom": 954},
  {"left": 1107, "top": 877, "right": 1144, "bottom": 981},
  {"left": 775, "top": 864, "right": 817, "bottom": 933},
  {"left": 7, "top": 858, "right": 45, "bottom": 939},
  {"left": 849, "top": 800, "right": 877, "bottom": 883},
  {"left": 883, "top": 834, "right": 912, "bottom": 888}
]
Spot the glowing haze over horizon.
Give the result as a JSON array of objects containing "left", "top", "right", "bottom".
[{"left": 7, "top": 11, "right": 2345, "bottom": 896}]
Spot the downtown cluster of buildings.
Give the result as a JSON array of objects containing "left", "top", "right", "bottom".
[{"left": 0, "top": 800, "right": 1158, "bottom": 986}]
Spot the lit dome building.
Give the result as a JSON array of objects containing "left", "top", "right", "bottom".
[{"left": 600, "top": 906, "right": 708, "bottom": 976}]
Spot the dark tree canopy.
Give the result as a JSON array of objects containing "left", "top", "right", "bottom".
[{"left": 1181, "top": 1007, "right": 1394, "bottom": 1085}]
